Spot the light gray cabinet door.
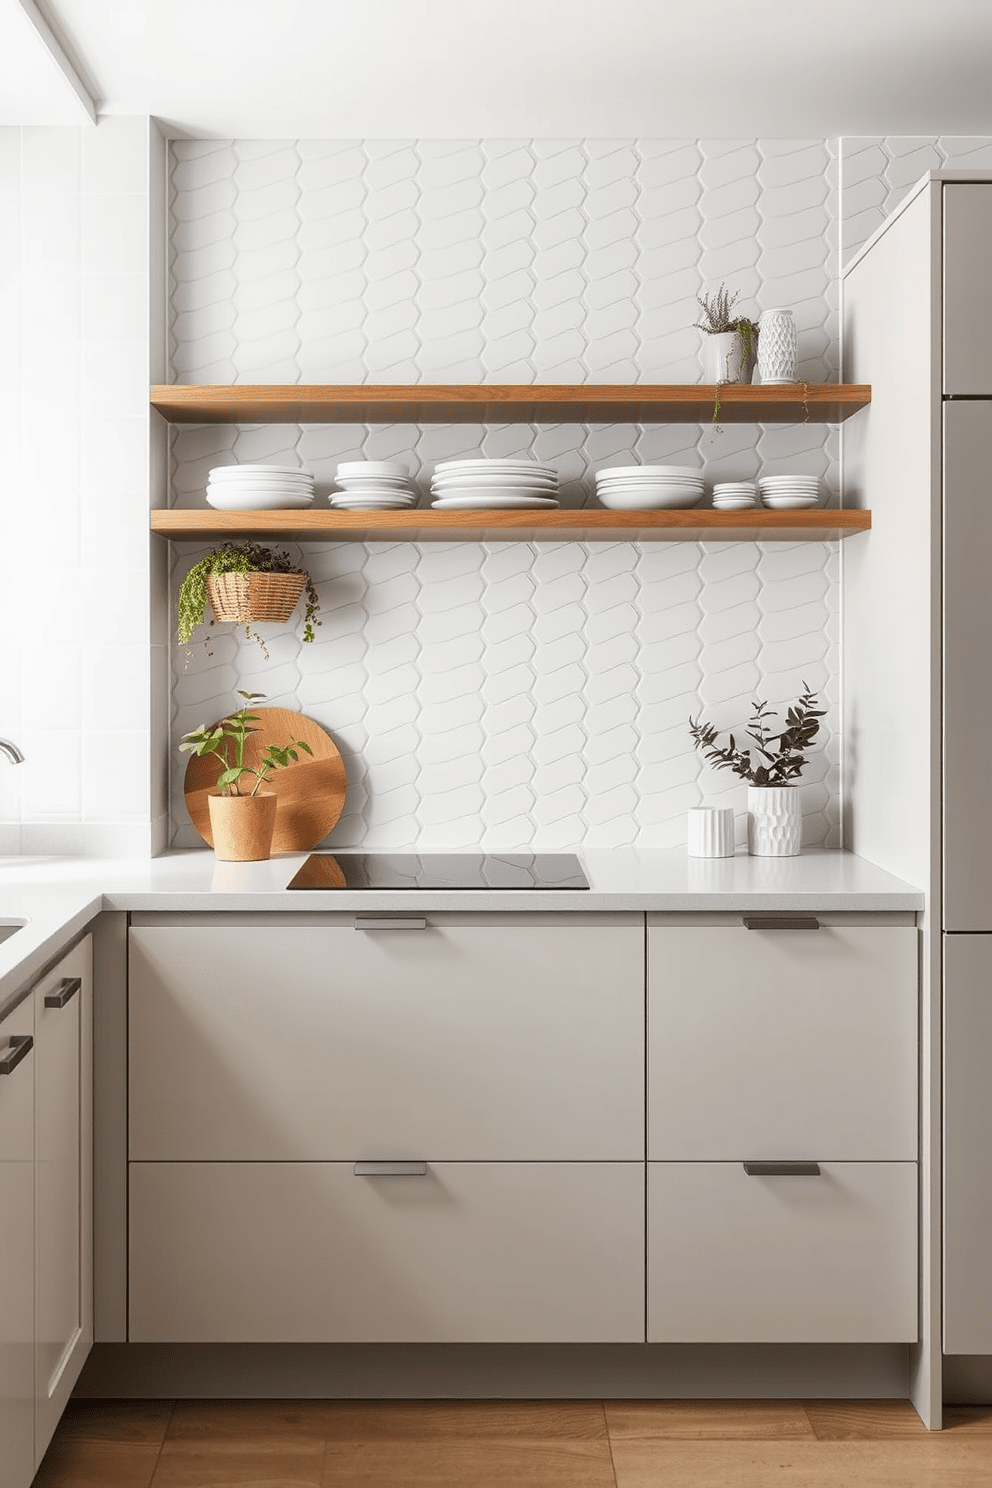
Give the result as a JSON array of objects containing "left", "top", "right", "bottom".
[
  {"left": 944, "top": 184, "right": 992, "bottom": 394},
  {"left": 943, "top": 401, "right": 992, "bottom": 930},
  {"left": 0, "top": 995, "right": 35, "bottom": 1488},
  {"left": 944, "top": 933, "right": 992, "bottom": 1352},
  {"left": 129, "top": 918, "right": 644, "bottom": 1162},
  {"left": 33, "top": 938, "right": 92, "bottom": 1460}
]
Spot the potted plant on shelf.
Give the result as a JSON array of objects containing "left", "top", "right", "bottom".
[
  {"left": 695, "top": 283, "right": 760, "bottom": 393},
  {"left": 177, "top": 542, "right": 321, "bottom": 660},
  {"left": 179, "top": 691, "right": 313, "bottom": 861},
  {"left": 688, "top": 683, "right": 825, "bottom": 856}
]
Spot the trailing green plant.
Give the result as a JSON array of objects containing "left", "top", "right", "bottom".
[
  {"left": 179, "top": 691, "right": 313, "bottom": 796},
  {"left": 688, "top": 683, "right": 825, "bottom": 787},
  {"left": 177, "top": 541, "right": 321, "bottom": 657},
  {"left": 695, "top": 283, "right": 760, "bottom": 425}
]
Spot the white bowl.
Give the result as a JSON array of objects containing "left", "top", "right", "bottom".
[
  {"left": 713, "top": 498, "right": 757, "bottom": 511},
  {"left": 758, "top": 476, "right": 820, "bottom": 487},
  {"left": 713, "top": 481, "right": 758, "bottom": 493},
  {"left": 335, "top": 475, "right": 416, "bottom": 491},
  {"left": 760, "top": 495, "right": 819, "bottom": 510},
  {"left": 208, "top": 465, "right": 313, "bottom": 480},
  {"left": 597, "top": 487, "right": 704, "bottom": 510},
  {"left": 206, "top": 490, "right": 315, "bottom": 510},
  {"left": 336, "top": 461, "right": 410, "bottom": 478},
  {"left": 434, "top": 459, "right": 558, "bottom": 477}
]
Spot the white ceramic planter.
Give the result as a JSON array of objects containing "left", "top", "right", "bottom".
[
  {"left": 701, "top": 330, "right": 746, "bottom": 384},
  {"left": 687, "top": 807, "right": 735, "bottom": 858},
  {"left": 747, "top": 786, "right": 802, "bottom": 857}
]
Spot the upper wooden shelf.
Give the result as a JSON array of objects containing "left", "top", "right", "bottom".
[
  {"left": 150, "top": 383, "right": 872, "bottom": 426},
  {"left": 150, "top": 508, "right": 871, "bottom": 544}
]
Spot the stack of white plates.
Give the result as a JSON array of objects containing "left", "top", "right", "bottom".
[
  {"left": 331, "top": 461, "right": 419, "bottom": 511},
  {"left": 594, "top": 465, "right": 705, "bottom": 511},
  {"left": 206, "top": 464, "right": 315, "bottom": 510},
  {"left": 712, "top": 480, "right": 758, "bottom": 511},
  {"left": 430, "top": 459, "right": 559, "bottom": 510},
  {"left": 757, "top": 475, "right": 820, "bottom": 510}
]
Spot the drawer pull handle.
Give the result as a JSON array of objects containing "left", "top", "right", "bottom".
[
  {"left": 353, "top": 1161, "right": 429, "bottom": 1177},
  {"left": 744, "top": 1160, "right": 822, "bottom": 1177},
  {"left": 742, "top": 915, "right": 820, "bottom": 931},
  {"left": 0, "top": 1034, "right": 33, "bottom": 1075},
  {"left": 354, "top": 916, "right": 428, "bottom": 931},
  {"left": 44, "top": 977, "right": 81, "bottom": 1009}
]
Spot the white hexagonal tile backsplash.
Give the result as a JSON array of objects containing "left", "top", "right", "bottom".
[{"left": 165, "top": 135, "right": 955, "bottom": 851}]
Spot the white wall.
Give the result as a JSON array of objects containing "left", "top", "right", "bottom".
[{"left": 0, "top": 117, "right": 169, "bottom": 856}]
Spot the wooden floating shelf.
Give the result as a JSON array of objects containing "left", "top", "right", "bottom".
[
  {"left": 150, "top": 508, "right": 871, "bottom": 544},
  {"left": 150, "top": 382, "right": 872, "bottom": 426}
]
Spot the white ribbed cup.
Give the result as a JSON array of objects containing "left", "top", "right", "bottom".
[{"left": 687, "top": 806, "right": 735, "bottom": 858}]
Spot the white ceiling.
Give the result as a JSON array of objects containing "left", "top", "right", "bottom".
[{"left": 6, "top": 0, "right": 992, "bottom": 137}]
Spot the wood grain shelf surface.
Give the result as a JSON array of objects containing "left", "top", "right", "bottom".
[
  {"left": 149, "top": 382, "right": 872, "bottom": 425},
  {"left": 150, "top": 508, "right": 871, "bottom": 544}
]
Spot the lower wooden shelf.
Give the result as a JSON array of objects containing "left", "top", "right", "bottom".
[{"left": 150, "top": 508, "right": 871, "bottom": 543}]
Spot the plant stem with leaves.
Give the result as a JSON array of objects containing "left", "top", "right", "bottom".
[
  {"left": 688, "top": 684, "right": 825, "bottom": 787},
  {"left": 179, "top": 691, "right": 313, "bottom": 796}
]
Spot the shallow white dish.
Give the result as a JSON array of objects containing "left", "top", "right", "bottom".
[
  {"left": 596, "top": 464, "right": 702, "bottom": 481},
  {"left": 336, "top": 461, "right": 410, "bottom": 478},
  {"left": 713, "top": 498, "right": 757, "bottom": 510},
  {"left": 432, "top": 471, "right": 558, "bottom": 489},
  {"left": 431, "top": 494, "right": 560, "bottom": 510},
  {"left": 758, "top": 476, "right": 820, "bottom": 488},
  {"left": 760, "top": 495, "right": 819, "bottom": 510},
  {"left": 206, "top": 491, "right": 315, "bottom": 510},
  {"left": 713, "top": 481, "right": 758, "bottom": 493},
  {"left": 209, "top": 465, "right": 313, "bottom": 481},
  {"left": 434, "top": 459, "right": 558, "bottom": 477},
  {"left": 597, "top": 488, "right": 704, "bottom": 510},
  {"left": 330, "top": 498, "right": 418, "bottom": 511}
]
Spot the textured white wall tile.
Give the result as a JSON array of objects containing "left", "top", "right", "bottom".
[{"left": 164, "top": 134, "right": 871, "bottom": 849}]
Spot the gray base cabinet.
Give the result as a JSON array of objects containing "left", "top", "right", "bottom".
[{"left": 0, "top": 936, "right": 92, "bottom": 1488}]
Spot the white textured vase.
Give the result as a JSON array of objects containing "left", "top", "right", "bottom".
[
  {"left": 747, "top": 786, "right": 802, "bottom": 857},
  {"left": 687, "top": 807, "right": 735, "bottom": 858},
  {"left": 701, "top": 330, "right": 745, "bottom": 384},
  {"left": 756, "top": 308, "right": 798, "bottom": 385}
]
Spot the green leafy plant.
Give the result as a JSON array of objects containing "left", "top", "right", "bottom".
[
  {"left": 179, "top": 691, "right": 313, "bottom": 796},
  {"left": 177, "top": 542, "right": 321, "bottom": 654},
  {"left": 688, "top": 683, "right": 825, "bottom": 787}
]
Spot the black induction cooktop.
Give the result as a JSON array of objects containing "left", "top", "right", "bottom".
[{"left": 286, "top": 852, "right": 589, "bottom": 891}]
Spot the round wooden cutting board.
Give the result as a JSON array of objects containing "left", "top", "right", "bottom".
[{"left": 184, "top": 707, "right": 346, "bottom": 853}]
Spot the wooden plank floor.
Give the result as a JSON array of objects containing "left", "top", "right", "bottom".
[{"left": 31, "top": 1398, "right": 992, "bottom": 1487}]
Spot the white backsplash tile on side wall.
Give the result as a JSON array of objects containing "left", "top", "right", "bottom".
[{"left": 163, "top": 136, "right": 948, "bottom": 851}]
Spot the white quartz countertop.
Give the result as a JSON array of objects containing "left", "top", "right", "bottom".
[{"left": 0, "top": 847, "right": 923, "bottom": 1012}]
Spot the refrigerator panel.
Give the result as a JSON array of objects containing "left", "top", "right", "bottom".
[
  {"left": 944, "top": 184, "right": 992, "bottom": 395},
  {"left": 944, "top": 934, "right": 992, "bottom": 1352},
  {"left": 943, "top": 401, "right": 992, "bottom": 931}
]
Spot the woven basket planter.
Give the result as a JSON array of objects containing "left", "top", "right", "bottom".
[{"left": 206, "top": 571, "right": 305, "bottom": 626}]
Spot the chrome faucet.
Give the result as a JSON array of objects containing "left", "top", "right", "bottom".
[{"left": 0, "top": 738, "right": 24, "bottom": 765}]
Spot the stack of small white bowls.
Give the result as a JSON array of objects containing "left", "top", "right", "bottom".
[
  {"left": 430, "top": 459, "right": 559, "bottom": 509},
  {"left": 757, "top": 475, "right": 820, "bottom": 510},
  {"left": 331, "top": 461, "right": 418, "bottom": 511},
  {"left": 594, "top": 465, "right": 705, "bottom": 510},
  {"left": 206, "top": 464, "right": 316, "bottom": 510},
  {"left": 712, "top": 480, "right": 757, "bottom": 511}
]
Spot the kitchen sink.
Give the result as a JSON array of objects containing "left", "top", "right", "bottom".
[{"left": 0, "top": 920, "right": 27, "bottom": 945}]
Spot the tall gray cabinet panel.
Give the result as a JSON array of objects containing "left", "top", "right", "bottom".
[
  {"left": 944, "top": 186, "right": 992, "bottom": 395},
  {"left": 943, "top": 400, "right": 992, "bottom": 932}
]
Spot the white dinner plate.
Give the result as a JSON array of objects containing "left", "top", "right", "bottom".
[
  {"left": 431, "top": 494, "right": 560, "bottom": 510},
  {"left": 596, "top": 464, "right": 702, "bottom": 480},
  {"left": 208, "top": 465, "right": 313, "bottom": 481},
  {"left": 433, "top": 460, "right": 558, "bottom": 477}
]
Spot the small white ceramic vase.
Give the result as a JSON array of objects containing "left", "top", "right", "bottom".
[
  {"left": 747, "top": 786, "right": 802, "bottom": 857},
  {"left": 687, "top": 806, "right": 735, "bottom": 858},
  {"left": 756, "top": 308, "right": 798, "bottom": 385},
  {"left": 701, "top": 330, "right": 745, "bottom": 384}
]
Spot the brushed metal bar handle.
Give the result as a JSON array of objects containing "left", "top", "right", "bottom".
[
  {"left": 353, "top": 917, "right": 428, "bottom": 931},
  {"left": 744, "top": 1160, "right": 822, "bottom": 1177},
  {"left": 353, "top": 1161, "right": 429, "bottom": 1177},
  {"left": 0, "top": 1034, "right": 33, "bottom": 1075},
  {"left": 742, "top": 916, "right": 820, "bottom": 931},
  {"left": 44, "top": 977, "right": 81, "bottom": 1009}
]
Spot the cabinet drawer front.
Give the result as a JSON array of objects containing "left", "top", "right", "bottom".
[
  {"left": 647, "top": 1161, "right": 917, "bottom": 1344},
  {"left": 129, "top": 1161, "right": 645, "bottom": 1344},
  {"left": 129, "top": 923, "right": 643, "bottom": 1161},
  {"left": 648, "top": 925, "right": 918, "bottom": 1159}
]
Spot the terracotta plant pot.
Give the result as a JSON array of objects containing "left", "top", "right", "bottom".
[{"left": 206, "top": 789, "right": 278, "bottom": 862}]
